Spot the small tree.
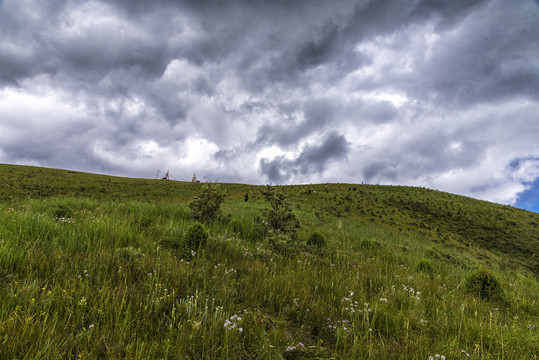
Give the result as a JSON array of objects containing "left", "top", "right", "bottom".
[
  {"left": 260, "top": 186, "right": 300, "bottom": 239},
  {"left": 189, "top": 182, "right": 226, "bottom": 222}
]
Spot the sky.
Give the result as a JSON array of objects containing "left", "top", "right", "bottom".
[{"left": 0, "top": 0, "right": 538, "bottom": 213}]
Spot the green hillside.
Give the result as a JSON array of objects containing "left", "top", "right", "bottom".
[{"left": 0, "top": 164, "right": 538, "bottom": 359}]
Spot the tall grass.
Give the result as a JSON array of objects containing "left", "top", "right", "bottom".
[{"left": 0, "top": 165, "right": 538, "bottom": 358}]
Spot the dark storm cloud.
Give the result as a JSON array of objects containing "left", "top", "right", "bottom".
[
  {"left": 0, "top": 0, "right": 177, "bottom": 86},
  {"left": 256, "top": 98, "right": 336, "bottom": 147},
  {"left": 0, "top": 117, "right": 111, "bottom": 174},
  {"left": 259, "top": 132, "right": 350, "bottom": 183},
  {"left": 361, "top": 132, "right": 487, "bottom": 183},
  {"left": 410, "top": 1, "right": 539, "bottom": 107}
]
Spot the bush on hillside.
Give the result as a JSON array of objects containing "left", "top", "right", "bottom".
[
  {"left": 260, "top": 186, "right": 300, "bottom": 239},
  {"left": 54, "top": 204, "right": 73, "bottom": 219},
  {"left": 464, "top": 269, "right": 504, "bottom": 301},
  {"left": 417, "top": 258, "right": 434, "bottom": 274},
  {"left": 189, "top": 182, "right": 225, "bottom": 222},
  {"left": 306, "top": 230, "right": 327, "bottom": 248},
  {"left": 268, "top": 232, "right": 303, "bottom": 256},
  {"left": 184, "top": 222, "right": 209, "bottom": 251}
]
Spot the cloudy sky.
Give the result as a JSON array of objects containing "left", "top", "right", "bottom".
[{"left": 1, "top": 0, "right": 538, "bottom": 212}]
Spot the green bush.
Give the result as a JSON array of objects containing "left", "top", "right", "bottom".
[
  {"left": 184, "top": 222, "right": 209, "bottom": 251},
  {"left": 189, "top": 183, "right": 226, "bottom": 222},
  {"left": 260, "top": 186, "right": 300, "bottom": 239},
  {"left": 464, "top": 269, "right": 504, "bottom": 301},
  {"left": 417, "top": 258, "right": 434, "bottom": 273},
  {"left": 268, "top": 232, "right": 302, "bottom": 256},
  {"left": 307, "top": 230, "right": 327, "bottom": 248},
  {"left": 53, "top": 204, "right": 73, "bottom": 219}
]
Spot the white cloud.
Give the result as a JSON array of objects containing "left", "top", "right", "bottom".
[{"left": 0, "top": 0, "right": 538, "bottom": 211}]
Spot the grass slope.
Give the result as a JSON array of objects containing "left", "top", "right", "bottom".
[{"left": 0, "top": 164, "right": 538, "bottom": 359}]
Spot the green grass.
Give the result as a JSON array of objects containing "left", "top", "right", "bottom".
[{"left": 0, "top": 164, "right": 538, "bottom": 359}]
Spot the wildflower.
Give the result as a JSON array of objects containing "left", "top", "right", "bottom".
[
  {"left": 88, "top": 324, "right": 94, "bottom": 329},
  {"left": 380, "top": 298, "right": 388, "bottom": 302},
  {"left": 285, "top": 345, "right": 297, "bottom": 352}
]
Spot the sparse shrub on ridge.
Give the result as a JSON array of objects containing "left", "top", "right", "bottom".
[{"left": 464, "top": 269, "right": 504, "bottom": 301}]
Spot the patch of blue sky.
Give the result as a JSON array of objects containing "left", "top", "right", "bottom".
[{"left": 515, "top": 177, "right": 539, "bottom": 213}]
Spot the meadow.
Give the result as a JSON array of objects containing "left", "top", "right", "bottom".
[{"left": 0, "top": 164, "right": 537, "bottom": 359}]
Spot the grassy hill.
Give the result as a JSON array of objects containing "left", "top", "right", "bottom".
[{"left": 0, "top": 164, "right": 538, "bottom": 359}]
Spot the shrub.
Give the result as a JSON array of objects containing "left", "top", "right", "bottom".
[
  {"left": 358, "top": 238, "right": 382, "bottom": 251},
  {"left": 260, "top": 186, "right": 300, "bottom": 239},
  {"left": 189, "top": 182, "right": 225, "bottom": 222},
  {"left": 307, "top": 230, "right": 327, "bottom": 248},
  {"left": 268, "top": 232, "right": 302, "bottom": 256},
  {"left": 417, "top": 258, "right": 433, "bottom": 273},
  {"left": 54, "top": 204, "right": 73, "bottom": 219},
  {"left": 184, "top": 222, "right": 209, "bottom": 251},
  {"left": 464, "top": 269, "right": 504, "bottom": 301}
]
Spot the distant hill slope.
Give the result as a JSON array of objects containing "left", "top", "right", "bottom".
[{"left": 1, "top": 163, "right": 538, "bottom": 275}]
